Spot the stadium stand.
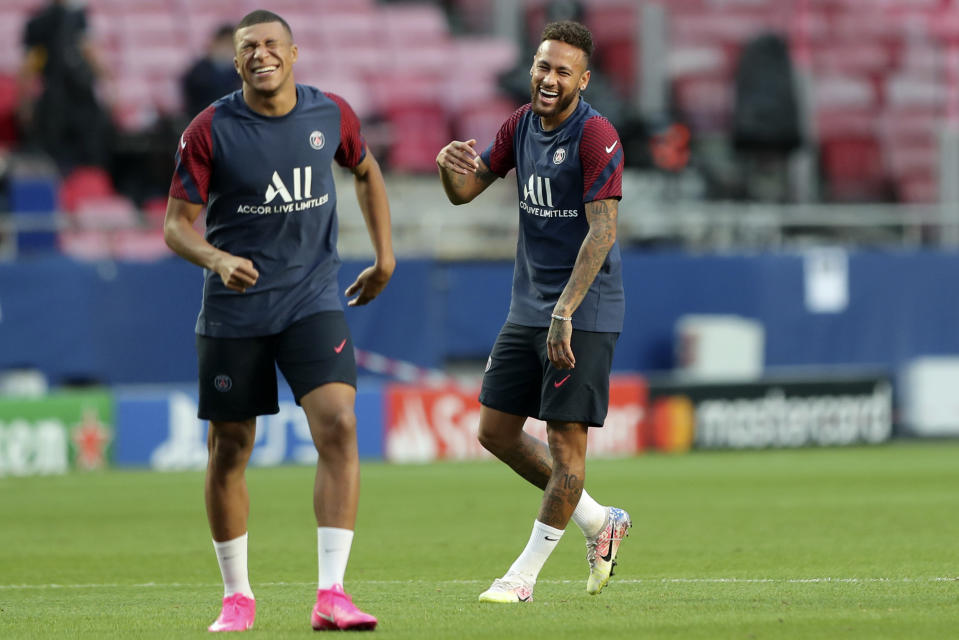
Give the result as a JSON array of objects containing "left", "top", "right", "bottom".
[{"left": 1, "top": 0, "right": 959, "bottom": 262}]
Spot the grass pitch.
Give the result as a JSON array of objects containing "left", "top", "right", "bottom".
[{"left": 1, "top": 441, "right": 957, "bottom": 639}]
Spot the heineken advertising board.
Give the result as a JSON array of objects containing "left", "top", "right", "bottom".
[{"left": 0, "top": 390, "right": 113, "bottom": 477}]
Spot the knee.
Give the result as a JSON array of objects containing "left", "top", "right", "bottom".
[
  {"left": 477, "top": 427, "right": 496, "bottom": 454},
  {"left": 208, "top": 423, "right": 254, "bottom": 470},
  {"left": 313, "top": 409, "right": 357, "bottom": 451},
  {"left": 478, "top": 424, "right": 511, "bottom": 456},
  {"left": 546, "top": 425, "right": 587, "bottom": 467}
]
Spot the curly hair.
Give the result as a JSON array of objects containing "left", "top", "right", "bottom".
[{"left": 540, "top": 20, "right": 593, "bottom": 62}]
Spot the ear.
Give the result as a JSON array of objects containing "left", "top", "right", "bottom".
[
  {"left": 579, "top": 69, "right": 591, "bottom": 92},
  {"left": 291, "top": 43, "right": 298, "bottom": 63}
]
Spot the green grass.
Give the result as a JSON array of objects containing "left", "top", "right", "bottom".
[{"left": 1, "top": 441, "right": 957, "bottom": 638}]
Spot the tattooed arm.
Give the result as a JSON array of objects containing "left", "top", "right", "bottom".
[
  {"left": 546, "top": 198, "right": 619, "bottom": 370},
  {"left": 436, "top": 138, "right": 498, "bottom": 204}
]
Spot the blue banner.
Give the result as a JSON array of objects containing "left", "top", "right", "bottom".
[{"left": 114, "top": 383, "right": 384, "bottom": 468}]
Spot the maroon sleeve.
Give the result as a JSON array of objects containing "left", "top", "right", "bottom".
[
  {"left": 325, "top": 92, "right": 368, "bottom": 169},
  {"left": 581, "top": 115, "right": 623, "bottom": 203},
  {"left": 169, "top": 105, "right": 215, "bottom": 204},
  {"left": 481, "top": 104, "right": 530, "bottom": 177}
]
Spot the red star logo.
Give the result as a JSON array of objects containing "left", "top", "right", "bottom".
[{"left": 71, "top": 408, "right": 112, "bottom": 470}]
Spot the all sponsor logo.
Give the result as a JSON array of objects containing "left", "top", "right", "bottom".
[
  {"left": 520, "top": 173, "right": 578, "bottom": 218},
  {"left": 523, "top": 173, "right": 554, "bottom": 208},
  {"left": 235, "top": 166, "right": 329, "bottom": 215}
]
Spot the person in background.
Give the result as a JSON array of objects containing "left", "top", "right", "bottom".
[
  {"left": 182, "top": 24, "right": 243, "bottom": 119},
  {"left": 19, "top": 0, "right": 112, "bottom": 170}
]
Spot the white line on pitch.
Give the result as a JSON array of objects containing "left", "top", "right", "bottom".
[{"left": 0, "top": 577, "right": 955, "bottom": 590}]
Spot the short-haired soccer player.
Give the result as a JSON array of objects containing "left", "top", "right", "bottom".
[{"left": 165, "top": 10, "right": 393, "bottom": 631}]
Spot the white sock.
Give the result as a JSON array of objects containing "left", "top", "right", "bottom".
[
  {"left": 318, "top": 527, "right": 354, "bottom": 590},
  {"left": 213, "top": 533, "right": 254, "bottom": 599},
  {"left": 506, "top": 520, "right": 565, "bottom": 583},
  {"left": 571, "top": 490, "right": 607, "bottom": 538}
]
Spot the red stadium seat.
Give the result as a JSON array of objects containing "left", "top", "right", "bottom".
[
  {"left": 58, "top": 230, "right": 113, "bottom": 261},
  {"left": 0, "top": 73, "right": 19, "bottom": 149},
  {"left": 820, "top": 136, "right": 887, "bottom": 202},
  {"left": 73, "top": 195, "right": 139, "bottom": 230},
  {"left": 59, "top": 167, "right": 117, "bottom": 213},
  {"left": 453, "top": 98, "right": 518, "bottom": 149},
  {"left": 386, "top": 103, "right": 451, "bottom": 173},
  {"left": 112, "top": 229, "right": 171, "bottom": 261}
]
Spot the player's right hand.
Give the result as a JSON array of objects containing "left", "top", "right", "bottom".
[
  {"left": 214, "top": 254, "right": 259, "bottom": 293},
  {"left": 436, "top": 139, "right": 480, "bottom": 175}
]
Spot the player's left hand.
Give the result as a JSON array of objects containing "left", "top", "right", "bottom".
[
  {"left": 345, "top": 263, "right": 394, "bottom": 306},
  {"left": 547, "top": 317, "right": 575, "bottom": 370}
]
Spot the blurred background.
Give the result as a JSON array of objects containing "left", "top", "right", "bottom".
[{"left": 2, "top": 0, "right": 959, "bottom": 474}]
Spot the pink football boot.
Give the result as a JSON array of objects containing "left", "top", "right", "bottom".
[
  {"left": 208, "top": 593, "right": 255, "bottom": 632},
  {"left": 311, "top": 584, "right": 377, "bottom": 631}
]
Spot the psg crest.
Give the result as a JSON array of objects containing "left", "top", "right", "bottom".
[
  {"left": 309, "top": 130, "right": 325, "bottom": 150},
  {"left": 553, "top": 148, "right": 567, "bottom": 164},
  {"left": 214, "top": 375, "right": 233, "bottom": 392}
]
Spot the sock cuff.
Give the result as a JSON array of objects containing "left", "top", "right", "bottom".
[
  {"left": 212, "top": 532, "right": 248, "bottom": 552},
  {"left": 532, "top": 520, "right": 565, "bottom": 539}
]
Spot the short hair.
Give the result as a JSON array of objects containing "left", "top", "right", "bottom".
[
  {"left": 235, "top": 10, "right": 293, "bottom": 41},
  {"left": 540, "top": 20, "right": 593, "bottom": 63}
]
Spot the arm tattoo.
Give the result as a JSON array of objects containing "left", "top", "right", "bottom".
[{"left": 554, "top": 199, "right": 618, "bottom": 315}]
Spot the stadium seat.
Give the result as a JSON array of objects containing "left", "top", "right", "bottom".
[
  {"left": 0, "top": 73, "right": 19, "bottom": 148},
  {"left": 58, "top": 229, "right": 113, "bottom": 261},
  {"left": 386, "top": 103, "right": 451, "bottom": 173},
  {"left": 0, "top": 10, "right": 28, "bottom": 75},
  {"left": 112, "top": 228, "right": 171, "bottom": 261},
  {"left": 142, "top": 196, "right": 168, "bottom": 228},
  {"left": 820, "top": 136, "right": 887, "bottom": 202},
  {"left": 73, "top": 195, "right": 140, "bottom": 230},
  {"left": 453, "top": 98, "right": 518, "bottom": 148},
  {"left": 60, "top": 167, "right": 117, "bottom": 213},
  {"left": 380, "top": 3, "right": 450, "bottom": 46}
]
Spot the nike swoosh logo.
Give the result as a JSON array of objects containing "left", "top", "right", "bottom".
[
  {"left": 334, "top": 339, "right": 347, "bottom": 354},
  {"left": 316, "top": 611, "right": 336, "bottom": 623},
  {"left": 180, "top": 135, "right": 186, "bottom": 149},
  {"left": 544, "top": 536, "right": 559, "bottom": 541},
  {"left": 553, "top": 374, "right": 571, "bottom": 388},
  {"left": 600, "top": 541, "right": 614, "bottom": 563},
  {"left": 518, "top": 595, "right": 531, "bottom": 602},
  {"left": 605, "top": 141, "right": 618, "bottom": 153}
]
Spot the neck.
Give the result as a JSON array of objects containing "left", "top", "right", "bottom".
[{"left": 242, "top": 84, "right": 297, "bottom": 117}]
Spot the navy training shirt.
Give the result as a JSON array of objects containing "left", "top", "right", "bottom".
[
  {"left": 480, "top": 99, "right": 625, "bottom": 333},
  {"left": 169, "top": 85, "right": 367, "bottom": 338}
]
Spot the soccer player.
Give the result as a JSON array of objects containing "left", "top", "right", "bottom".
[
  {"left": 435, "top": 20, "right": 631, "bottom": 603},
  {"left": 164, "top": 10, "right": 392, "bottom": 632}
]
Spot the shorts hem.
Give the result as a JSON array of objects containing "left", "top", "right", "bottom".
[
  {"left": 478, "top": 396, "right": 530, "bottom": 418},
  {"left": 291, "top": 376, "right": 358, "bottom": 405},
  {"left": 198, "top": 405, "right": 281, "bottom": 422},
  {"left": 538, "top": 413, "right": 606, "bottom": 428}
]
